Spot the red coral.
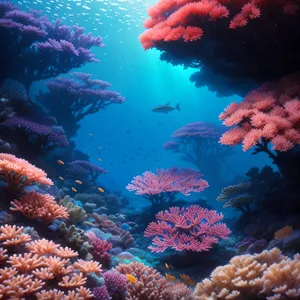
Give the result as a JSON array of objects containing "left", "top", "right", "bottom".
[
  {"left": 145, "top": 205, "right": 231, "bottom": 252},
  {"left": 219, "top": 73, "right": 300, "bottom": 152},
  {"left": 86, "top": 232, "right": 112, "bottom": 269},
  {"left": 10, "top": 191, "right": 69, "bottom": 224},
  {"left": 140, "top": 0, "right": 298, "bottom": 49}
]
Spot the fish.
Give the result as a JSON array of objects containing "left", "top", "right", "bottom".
[
  {"left": 165, "top": 263, "right": 169, "bottom": 269},
  {"left": 89, "top": 133, "right": 93, "bottom": 136},
  {"left": 71, "top": 187, "right": 77, "bottom": 193},
  {"left": 59, "top": 177, "right": 64, "bottom": 181},
  {"left": 98, "top": 187, "right": 105, "bottom": 193},
  {"left": 75, "top": 180, "right": 82, "bottom": 185},
  {"left": 126, "top": 274, "right": 137, "bottom": 284},
  {"left": 98, "top": 158, "right": 102, "bottom": 161},
  {"left": 57, "top": 160, "right": 64, "bottom": 165},
  {"left": 98, "top": 146, "right": 102, "bottom": 149},
  {"left": 152, "top": 102, "right": 181, "bottom": 114}
]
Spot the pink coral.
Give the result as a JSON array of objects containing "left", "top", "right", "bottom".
[
  {"left": 144, "top": 205, "right": 231, "bottom": 252},
  {"left": 0, "top": 153, "right": 53, "bottom": 193},
  {"left": 126, "top": 167, "right": 208, "bottom": 196},
  {"left": 220, "top": 73, "right": 300, "bottom": 152}
]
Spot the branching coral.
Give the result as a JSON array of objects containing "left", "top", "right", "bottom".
[
  {"left": 0, "top": 225, "right": 97, "bottom": 299},
  {"left": 37, "top": 73, "right": 125, "bottom": 136},
  {"left": 116, "top": 262, "right": 170, "bottom": 300},
  {"left": 10, "top": 191, "right": 69, "bottom": 224},
  {"left": 193, "top": 248, "right": 300, "bottom": 299},
  {"left": 126, "top": 167, "right": 208, "bottom": 210},
  {"left": 220, "top": 73, "right": 300, "bottom": 153},
  {"left": 0, "top": 2, "right": 104, "bottom": 87},
  {"left": 139, "top": 0, "right": 300, "bottom": 96},
  {"left": 0, "top": 153, "right": 53, "bottom": 193},
  {"left": 145, "top": 205, "right": 231, "bottom": 252}
]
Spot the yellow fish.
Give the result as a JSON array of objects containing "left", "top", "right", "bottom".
[
  {"left": 98, "top": 158, "right": 102, "bottom": 161},
  {"left": 57, "top": 160, "right": 64, "bottom": 165},
  {"left": 165, "top": 263, "right": 169, "bottom": 269},
  {"left": 98, "top": 187, "right": 104, "bottom": 193},
  {"left": 75, "top": 180, "right": 82, "bottom": 185},
  {"left": 89, "top": 133, "right": 93, "bottom": 137},
  {"left": 59, "top": 177, "right": 64, "bottom": 181},
  {"left": 71, "top": 187, "right": 77, "bottom": 193},
  {"left": 126, "top": 274, "right": 137, "bottom": 284}
]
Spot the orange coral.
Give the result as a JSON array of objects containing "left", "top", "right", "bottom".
[
  {"left": 180, "top": 274, "right": 196, "bottom": 286},
  {"left": 26, "top": 238, "right": 59, "bottom": 254},
  {"left": 73, "top": 260, "right": 102, "bottom": 274},
  {"left": 0, "top": 225, "right": 31, "bottom": 246},
  {"left": 58, "top": 273, "right": 87, "bottom": 288},
  {"left": 44, "top": 256, "right": 73, "bottom": 276},
  {"left": 0, "top": 225, "right": 96, "bottom": 299},
  {"left": 274, "top": 226, "right": 293, "bottom": 240},
  {"left": 54, "top": 246, "right": 79, "bottom": 258},
  {"left": 0, "top": 153, "right": 53, "bottom": 193},
  {"left": 8, "top": 253, "right": 45, "bottom": 272},
  {"left": 11, "top": 191, "right": 69, "bottom": 224}
]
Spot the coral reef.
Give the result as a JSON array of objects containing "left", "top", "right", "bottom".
[
  {"left": 140, "top": 0, "right": 300, "bottom": 96},
  {"left": 0, "top": 225, "right": 99, "bottom": 299},
  {"left": 145, "top": 205, "right": 231, "bottom": 252},
  {"left": 37, "top": 73, "right": 125, "bottom": 136},
  {"left": 193, "top": 247, "right": 300, "bottom": 299},
  {"left": 0, "top": 2, "right": 104, "bottom": 88},
  {"left": 126, "top": 167, "right": 208, "bottom": 210}
]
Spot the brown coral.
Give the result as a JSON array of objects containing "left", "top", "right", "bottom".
[
  {"left": 193, "top": 248, "right": 300, "bottom": 299},
  {"left": 274, "top": 226, "right": 293, "bottom": 240},
  {"left": 11, "top": 191, "right": 69, "bottom": 224},
  {"left": 116, "top": 262, "right": 170, "bottom": 300}
]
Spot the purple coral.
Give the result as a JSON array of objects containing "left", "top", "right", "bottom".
[
  {"left": 0, "top": 2, "right": 104, "bottom": 87},
  {"left": 103, "top": 271, "right": 128, "bottom": 297},
  {"left": 1, "top": 117, "right": 68, "bottom": 156},
  {"left": 145, "top": 205, "right": 231, "bottom": 252},
  {"left": 66, "top": 160, "right": 107, "bottom": 182},
  {"left": 36, "top": 73, "right": 125, "bottom": 136},
  {"left": 126, "top": 167, "right": 208, "bottom": 209},
  {"left": 93, "top": 286, "right": 111, "bottom": 300}
]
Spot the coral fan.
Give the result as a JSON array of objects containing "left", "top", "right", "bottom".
[
  {"left": 0, "top": 153, "right": 53, "bottom": 193},
  {"left": 193, "top": 247, "right": 300, "bottom": 299},
  {"left": 140, "top": 0, "right": 300, "bottom": 96},
  {"left": 145, "top": 205, "right": 231, "bottom": 252},
  {"left": 116, "top": 262, "right": 170, "bottom": 300},
  {"left": 37, "top": 73, "right": 125, "bottom": 136},
  {"left": 0, "top": 2, "right": 104, "bottom": 87},
  {"left": 0, "top": 225, "right": 97, "bottom": 299},
  {"left": 10, "top": 191, "right": 69, "bottom": 224},
  {"left": 126, "top": 167, "right": 208, "bottom": 210}
]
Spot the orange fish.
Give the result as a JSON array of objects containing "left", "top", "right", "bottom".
[
  {"left": 98, "top": 187, "right": 104, "bottom": 193},
  {"left": 126, "top": 274, "right": 137, "bottom": 284},
  {"left": 57, "top": 160, "right": 64, "bottom": 165},
  {"left": 75, "top": 180, "right": 82, "bottom": 185},
  {"left": 71, "top": 187, "right": 77, "bottom": 193},
  {"left": 165, "top": 263, "right": 169, "bottom": 269}
]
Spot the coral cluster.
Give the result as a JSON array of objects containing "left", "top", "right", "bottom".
[
  {"left": 193, "top": 248, "right": 300, "bottom": 299},
  {"left": 0, "top": 225, "right": 99, "bottom": 299}
]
